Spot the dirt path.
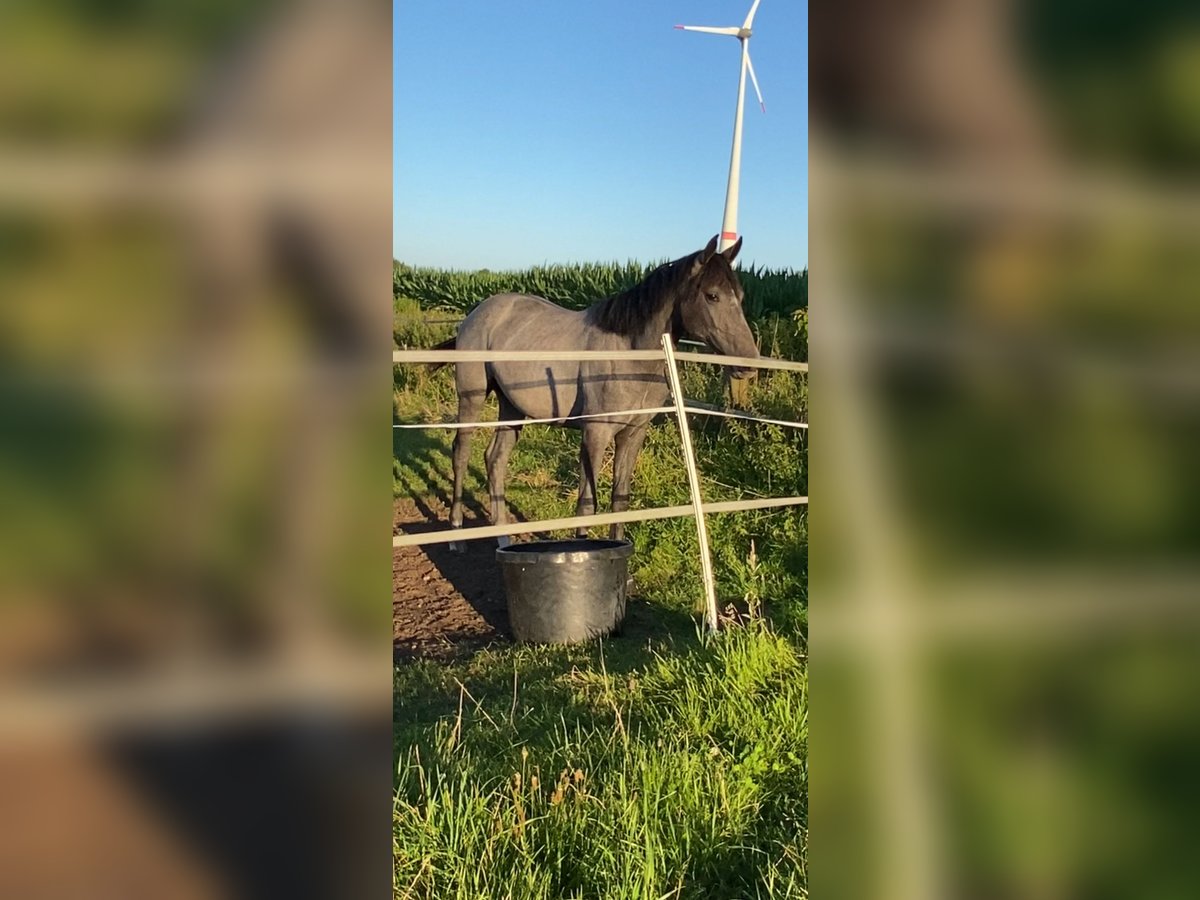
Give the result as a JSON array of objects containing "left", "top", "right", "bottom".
[{"left": 392, "top": 498, "right": 514, "bottom": 659}]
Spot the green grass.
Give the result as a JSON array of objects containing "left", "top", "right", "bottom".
[
  {"left": 393, "top": 288, "right": 807, "bottom": 898},
  {"left": 394, "top": 624, "right": 807, "bottom": 899}
]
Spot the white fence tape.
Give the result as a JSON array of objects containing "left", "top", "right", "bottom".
[
  {"left": 392, "top": 405, "right": 806, "bottom": 431},
  {"left": 392, "top": 348, "right": 808, "bottom": 372},
  {"left": 392, "top": 407, "right": 676, "bottom": 430}
]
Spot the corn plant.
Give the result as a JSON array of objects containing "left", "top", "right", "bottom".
[{"left": 394, "top": 259, "right": 807, "bottom": 320}]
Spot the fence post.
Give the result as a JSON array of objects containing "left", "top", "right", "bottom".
[
  {"left": 727, "top": 370, "right": 756, "bottom": 408},
  {"left": 661, "top": 334, "right": 720, "bottom": 632}
]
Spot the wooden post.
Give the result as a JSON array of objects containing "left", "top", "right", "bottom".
[
  {"left": 661, "top": 334, "right": 720, "bottom": 632},
  {"left": 727, "top": 370, "right": 756, "bottom": 408}
]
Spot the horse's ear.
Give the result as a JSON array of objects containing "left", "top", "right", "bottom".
[
  {"left": 700, "top": 235, "right": 719, "bottom": 264},
  {"left": 721, "top": 237, "right": 742, "bottom": 263}
]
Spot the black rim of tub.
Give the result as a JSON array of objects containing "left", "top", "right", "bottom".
[{"left": 496, "top": 539, "right": 633, "bottom": 564}]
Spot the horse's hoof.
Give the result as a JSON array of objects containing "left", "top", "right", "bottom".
[
  {"left": 496, "top": 534, "right": 512, "bottom": 549},
  {"left": 448, "top": 540, "right": 465, "bottom": 553}
]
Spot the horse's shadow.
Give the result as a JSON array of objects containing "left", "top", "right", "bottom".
[
  {"left": 393, "top": 426, "right": 540, "bottom": 640},
  {"left": 396, "top": 519, "right": 510, "bottom": 638},
  {"left": 394, "top": 425, "right": 694, "bottom": 658}
]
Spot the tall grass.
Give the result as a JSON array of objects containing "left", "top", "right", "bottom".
[
  {"left": 394, "top": 624, "right": 807, "bottom": 899},
  {"left": 393, "top": 260, "right": 807, "bottom": 320}
]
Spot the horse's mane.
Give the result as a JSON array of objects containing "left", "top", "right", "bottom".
[{"left": 588, "top": 252, "right": 699, "bottom": 337}]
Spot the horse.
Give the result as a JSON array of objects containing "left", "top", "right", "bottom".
[{"left": 435, "top": 235, "right": 759, "bottom": 549}]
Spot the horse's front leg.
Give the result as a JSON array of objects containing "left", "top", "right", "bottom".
[
  {"left": 575, "top": 426, "right": 612, "bottom": 539},
  {"left": 609, "top": 423, "right": 649, "bottom": 541}
]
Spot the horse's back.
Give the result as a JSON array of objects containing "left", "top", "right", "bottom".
[
  {"left": 450, "top": 293, "right": 590, "bottom": 421},
  {"left": 457, "top": 293, "right": 583, "bottom": 348}
]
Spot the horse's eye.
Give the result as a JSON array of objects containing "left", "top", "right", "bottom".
[{"left": 704, "top": 291, "right": 719, "bottom": 303}]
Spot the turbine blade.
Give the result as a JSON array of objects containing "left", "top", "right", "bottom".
[
  {"left": 743, "top": 0, "right": 763, "bottom": 30},
  {"left": 746, "top": 51, "right": 766, "bottom": 112},
  {"left": 675, "top": 25, "right": 741, "bottom": 36}
]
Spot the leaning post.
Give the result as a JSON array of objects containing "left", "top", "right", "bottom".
[{"left": 661, "top": 333, "right": 721, "bottom": 632}]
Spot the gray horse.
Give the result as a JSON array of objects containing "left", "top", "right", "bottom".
[{"left": 438, "top": 235, "right": 759, "bottom": 548}]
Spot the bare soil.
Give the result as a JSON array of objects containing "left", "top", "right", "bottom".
[
  {"left": 392, "top": 498, "right": 706, "bottom": 660},
  {"left": 392, "top": 498, "right": 516, "bottom": 660}
]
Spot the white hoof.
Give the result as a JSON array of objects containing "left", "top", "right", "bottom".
[{"left": 496, "top": 534, "right": 512, "bottom": 549}]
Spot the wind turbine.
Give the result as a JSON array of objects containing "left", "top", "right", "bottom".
[{"left": 676, "top": 0, "right": 765, "bottom": 253}]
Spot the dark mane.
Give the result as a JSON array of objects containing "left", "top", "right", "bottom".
[{"left": 588, "top": 252, "right": 699, "bottom": 336}]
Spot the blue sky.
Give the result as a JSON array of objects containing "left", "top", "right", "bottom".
[{"left": 393, "top": 1, "right": 807, "bottom": 271}]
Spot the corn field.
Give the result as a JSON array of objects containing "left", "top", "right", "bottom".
[{"left": 393, "top": 259, "right": 808, "bottom": 320}]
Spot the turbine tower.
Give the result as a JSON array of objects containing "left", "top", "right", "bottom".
[{"left": 676, "top": 0, "right": 765, "bottom": 253}]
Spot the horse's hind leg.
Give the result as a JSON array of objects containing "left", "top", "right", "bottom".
[
  {"left": 485, "top": 394, "right": 523, "bottom": 548},
  {"left": 609, "top": 423, "right": 649, "bottom": 541},
  {"left": 575, "top": 424, "right": 615, "bottom": 539},
  {"left": 449, "top": 362, "right": 488, "bottom": 552},
  {"left": 448, "top": 427, "right": 476, "bottom": 552}
]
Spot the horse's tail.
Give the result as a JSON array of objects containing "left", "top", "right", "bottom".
[{"left": 427, "top": 337, "right": 456, "bottom": 371}]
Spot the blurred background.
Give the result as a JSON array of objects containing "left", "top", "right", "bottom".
[
  {"left": 5, "top": 0, "right": 1199, "bottom": 896},
  {"left": 809, "top": 1, "right": 1200, "bottom": 898},
  {"left": 0, "top": 0, "right": 392, "bottom": 897}
]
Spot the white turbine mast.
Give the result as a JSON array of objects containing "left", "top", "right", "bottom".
[{"left": 675, "top": 0, "right": 765, "bottom": 252}]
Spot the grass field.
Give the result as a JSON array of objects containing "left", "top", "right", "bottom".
[{"left": 393, "top": 279, "right": 807, "bottom": 899}]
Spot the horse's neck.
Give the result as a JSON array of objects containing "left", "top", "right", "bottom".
[{"left": 628, "top": 287, "right": 684, "bottom": 350}]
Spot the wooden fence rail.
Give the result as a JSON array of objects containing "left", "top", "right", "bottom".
[{"left": 391, "top": 496, "right": 809, "bottom": 549}]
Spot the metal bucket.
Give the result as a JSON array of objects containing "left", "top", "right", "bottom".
[{"left": 496, "top": 539, "right": 633, "bottom": 643}]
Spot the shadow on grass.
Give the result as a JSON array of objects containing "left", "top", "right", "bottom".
[
  {"left": 393, "top": 426, "right": 477, "bottom": 513},
  {"left": 394, "top": 597, "right": 702, "bottom": 738},
  {"left": 393, "top": 423, "right": 556, "bottom": 540}
]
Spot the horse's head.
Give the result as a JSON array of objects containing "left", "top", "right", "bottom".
[{"left": 677, "top": 235, "right": 759, "bottom": 374}]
